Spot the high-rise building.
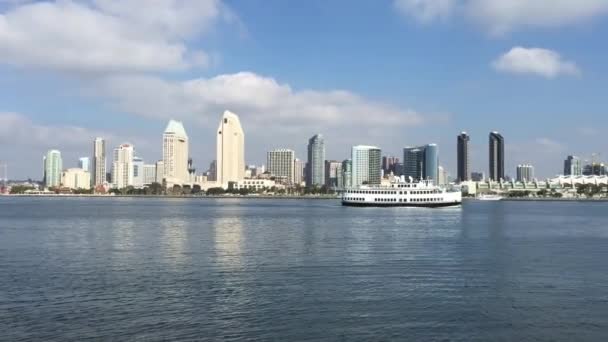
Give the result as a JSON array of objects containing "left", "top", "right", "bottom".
[
  {"left": 351, "top": 145, "right": 382, "bottom": 186},
  {"left": 382, "top": 156, "right": 399, "bottom": 175},
  {"left": 471, "top": 172, "right": 485, "bottom": 182},
  {"left": 208, "top": 160, "right": 217, "bottom": 181},
  {"left": 44, "top": 149, "right": 62, "bottom": 188},
  {"left": 132, "top": 156, "right": 144, "bottom": 188},
  {"left": 489, "top": 132, "right": 505, "bottom": 181},
  {"left": 583, "top": 163, "right": 607, "bottom": 176},
  {"left": 61, "top": 168, "right": 91, "bottom": 190},
  {"left": 340, "top": 159, "right": 352, "bottom": 189},
  {"left": 437, "top": 166, "right": 448, "bottom": 186},
  {"left": 155, "top": 160, "right": 165, "bottom": 184},
  {"left": 516, "top": 164, "right": 534, "bottom": 182},
  {"left": 112, "top": 143, "right": 134, "bottom": 189},
  {"left": 306, "top": 134, "right": 325, "bottom": 187},
  {"left": 402, "top": 144, "right": 439, "bottom": 182},
  {"left": 92, "top": 137, "right": 106, "bottom": 187},
  {"left": 325, "top": 160, "right": 342, "bottom": 188},
  {"left": 267, "top": 149, "right": 295, "bottom": 184},
  {"left": 143, "top": 164, "right": 156, "bottom": 185},
  {"left": 163, "top": 120, "right": 189, "bottom": 185},
  {"left": 79, "top": 157, "right": 90, "bottom": 173},
  {"left": 564, "top": 155, "right": 582, "bottom": 176},
  {"left": 217, "top": 111, "right": 245, "bottom": 187},
  {"left": 457, "top": 132, "right": 470, "bottom": 182},
  {"left": 294, "top": 159, "right": 306, "bottom": 185}
]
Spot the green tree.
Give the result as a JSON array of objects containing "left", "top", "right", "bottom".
[
  {"left": 207, "top": 187, "right": 225, "bottom": 196},
  {"left": 9, "top": 185, "right": 35, "bottom": 194},
  {"left": 191, "top": 184, "right": 202, "bottom": 194}
]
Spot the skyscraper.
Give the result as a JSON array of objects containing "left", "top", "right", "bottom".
[
  {"left": 457, "top": 132, "right": 470, "bottom": 182},
  {"left": 402, "top": 144, "right": 439, "bottom": 182},
  {"left": 44, "top": 149, "right": 62, "bottom": 188},
  {"left": 294, "top": 158, "right": 306, "bottom": 185},
  {"left": 163, "top": 120, "right": 189, "bottom": 185},
  {"left": 217, "top": 111, "right": 245, "bottom": 187},
  {"left": 132, "top": 156, "right": 144, "bottom": 188},
  {"left": 267, "top": 149, "right": 295, "bottom": 184},
  {"left": 489, "top": 132, "right": 505, "bottom": 181},
  {"left": 92, "top": 137, "right": 106, "bottom": 187},
  {"left": 382, "top": 156, "right": 399, "bottom": 175},
  {"left": 341, "top": 159, "right": 352, "bottom": 189},
  {"left": 112, "top": 143, "right": 134, "bottom": 189},
  {"left": 79, "top": 157, "right": 90, "bottom": 173},
  {"left": 351, "top": 145, "right": 382, "bottom": 186},
  {"left": 564, "top": 155, "right": 582, "bottom": 176},
  {"left": 143, "top": 164, "right": 156, "bottom": 185},
  {"left": 325, "top": 160, "right": 342, "bottom": 188},
  {"left": 306, "top": 134, "right": 325, "bottom": 187},
  {"left": 516, "top": 164, "right": 534, "bottom": 182}
]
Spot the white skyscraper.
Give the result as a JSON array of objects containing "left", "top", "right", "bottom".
[
  {"left": 132, "top": 156, "right": 144, "bottom": 188},
  {"left": 294, "top": 158, "right": 306, "bottom": 185},
  {"left": 44, "top": 149, "right": 62, "bottom": 188},
  {"left": 143, "top": 164, "right": 157, "bottom": 185},
  {"left": 217, "top": 110, "right": 245, "bottom": 188},
  {"left": 92, "top": 138, "right": 106, "bottom": 187},
  {"left": 112, "top": 144, "right": 134, "bottom": 189},
  {"left": 162, "top": 120, "right": 189, "bottom": 185},
  {"left": 267, "top": 149, "right": 295, "bottom": 184},
  {"left": 351, "top": 145, "right": 382, "bottom": 186}
]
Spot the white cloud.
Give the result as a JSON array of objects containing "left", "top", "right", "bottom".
[
  {"left": 492, "top": 47, "right": 580, "bottom": 78},
  {"left": 394, "top": 0, "right": 608, "bottom": 34},
  {"left": 535, "top": 137, "right": 565, "bottom": 152},
  {"left": 94, "top": 72, "right": 426, "bottom": 130},
  {"left": 393, "top": 0, "right": 456, "bottom": 23},
  {"left": 0, "top": 0, "right": 224, "bottom": 73}
]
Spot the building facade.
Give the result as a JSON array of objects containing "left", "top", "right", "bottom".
[
  {"left": 92, "top": 137, "right": 106, "bottom": 187},
  {"left": 306, "top": 134, "right": 325, "bottom": 187},
  {"left": 217, "top": 111, "right": 245, "bottom": 187},
  {"left": 382, "top": 156, "right": 399, "bottom": 175},
  {"left": 294, "top": 159, "right": 306, "bottom": 185},
  {"left": 267, "top": 149, "right": 295, "bottom": 184},
  {"left": 143, "top": 164, "right": 156, "bottom": 185},
  {"left": 112, "top": 143, "right": 134, "bottom": 189},
  {"left": 155, "top": 160, "right": 165, "bottom": 184},
  {"left": 79, "top": 157, "right": 90, "bottom": 173},
  {"left": 325, "top": 160, "right": 342, "bottom": 188},
  {"left": 44, "top": 149, "right": 62, "bottom": 188},
  {"left": 351, "top": 145, "right": 382, "bottom": 186},
  {"left": 489, "top": 131, "right": 505, "bottom": 181},
  {"left": 162, "top": 120, "right": 189, "bottom": 185},
  {"left": 132, "top": 156, "right": 144, "bottom": 188},
  {"left": 61, "top": 168, "right": 91, "bottom": 190},
  {"left": 516, "top": 164, "right": 535, "bottom": 182},
  {"left": 402, "top": 144, "right": 439, "bottom": 182},
  {"left": 564, "top": 155, "right": 582, "bottom": 176},
  {"left": 340, "top": 159, "right": 352, "bottom": 189},
  {"left": 457, "top": 132, "right": 470, "bottom": 182}
]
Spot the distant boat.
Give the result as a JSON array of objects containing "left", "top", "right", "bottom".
[{"left": 477, "top": 194, "right": 503, "bottom": 201}]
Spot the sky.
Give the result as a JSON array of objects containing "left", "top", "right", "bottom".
[{"left": 1, "top": 0, "right": 607, "bottom": 180}]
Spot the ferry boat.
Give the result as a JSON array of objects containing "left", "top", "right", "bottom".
[{"left": 342, "top": 177, "right": 462, "bottom": 207}]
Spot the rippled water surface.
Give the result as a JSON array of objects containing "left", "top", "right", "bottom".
[{"left": 1, "top": 197, "right": 608, "bottom": 341}]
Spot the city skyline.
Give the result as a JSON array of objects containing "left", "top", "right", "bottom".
[{"left": 1, "top": 1, "right": 607, "bottom": 179}]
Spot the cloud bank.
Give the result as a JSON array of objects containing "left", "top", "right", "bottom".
[{"left": 492, "top": 47, "right": 580, "bottom": 78}]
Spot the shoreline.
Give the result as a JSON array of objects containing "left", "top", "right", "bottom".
[{"left": 1, "top": 194, "right": 339, "bottom": 200}]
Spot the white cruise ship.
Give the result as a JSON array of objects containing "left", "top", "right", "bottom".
[{"left": 342, "top": 177, "right": 462, "bottom": 207}]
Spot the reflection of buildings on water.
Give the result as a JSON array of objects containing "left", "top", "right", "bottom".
[
  {"left": 160, "top": 217, "right": 189, "bottom": 265},
  {"left": 213, "top": 216, "right": 244, "bottom": 270},
  {"left": 110, "top": 218, "right": 136, "bottom": 268}
]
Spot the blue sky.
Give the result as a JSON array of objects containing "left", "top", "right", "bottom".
[{"left": 1, "top": 0, "right": 607, "bottom": 179}]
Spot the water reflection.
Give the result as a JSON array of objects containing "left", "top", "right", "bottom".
[
  {"left": 160, "top": 217, "right": 190, "bottom": 266},
  {"left": 110, "top": 217, "right": 136, "bottom": 268},
  {"left": 212, "top": 215, "right": 245, "bottom": 270}
]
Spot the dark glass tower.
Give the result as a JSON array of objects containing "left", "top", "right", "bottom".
[
  {"left": 489, "top": 132, "right": 504, "bottom": 181},
  {"left": 306, "top": 134, "right": 325, "bottom": 187},
  {"left": 457, "top": 132, "right": 470, "bottom": 182}
]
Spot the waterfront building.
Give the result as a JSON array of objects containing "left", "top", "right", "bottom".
[
  {"left": 325, "top": 160, "right": 342, "bottom": 188},
  {"left": 163, "top": 120, "right": 189, "bottom": 185},
  {"left": 516, "top": 164, "right": 535, "bottom": 182},
  {"left": 489, "top": 131, "right": 505, "bottom": 181},
  {"left": 438, "top": 166, "right": 448, "bottom": 186},
  {"left": 457, "top": 132, "right": 470, "bottom": 182},
  {"left": 382, "top": 156, "right": 399, "bottom": 175},
  {"left": 583, "top": 162, "right": 607, "bottom": 176},
  {"left": 112, "top": 144, "right": 134, "bottom": 189},
  {"left": 132, "top": 157, "right": 144, "bottom": 188},
  {"left": 471, "top": 172, "right": 485, "bottom": 182},
  {"left": 351, "top": 145, "right": 382, "bottom": 186},
  {"left": 402, "top": 144, "right": 439, "bottom": 182},
  {"left": 155, "top": 160, "right": 164, "bottom": 183},
  {"left": 267, "top": 149, "right": 295, "bottom": 184},
  {"left": 306, "top": 134, "right": 325, "bottom": 187},
  {"left": 208, "top": 160, "right": 217, "bottom": 181},
  {"left": 294, "top": 159, "right": 306, "bottom": 185},
  {"left": 341, "top": 159, "right": 352, "bottom": 189},
  {"left": 232, "top": 179, "right": 285, "bottom": 191},
  {"left": 217, "top": 111, "right": 245, "bottom": 188},
  {"left": 61, "top": 168, "right": 91, "bottom": 190},
  {"left": 44, "top": 149, "right": 62, "bottom": 188},
  {"left": 143, "top": 164, "right": 156, "bottom": 185},
  {"left": 564, "top": 155, "right": 582, "bottom": 176},
  {"left": 78, "top": 157, "right": 90, "bottom": 173},
  {"left": 92, "top": 137, "right": 106, "bottom": 186}
]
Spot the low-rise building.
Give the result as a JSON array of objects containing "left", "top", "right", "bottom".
[{"left": 61, "top": 168, "right": 91, "bottom": 190}]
